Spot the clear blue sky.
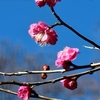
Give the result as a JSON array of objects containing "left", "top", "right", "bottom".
[
  {"left": 0, "top": 0, "right": 100, "bottom": 64},
  {"left": 0, "top": 0, "right": 100, "bottom": 99}
]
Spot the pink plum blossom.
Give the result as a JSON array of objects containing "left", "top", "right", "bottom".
[
  {"left": 35, "top": 0, "right": 46, "bottom": 7},
  {"left": 55, "top": 46, "right": 79, "bottom": 69},
  {"left": 28, "top": 21, "right": 58, "bottom": 46},
  {"left": 17, "top": 86, "right": 32, "bottom": 100},
  {"left": 61, "top": 77, "right": 77, "bottom": 90}
]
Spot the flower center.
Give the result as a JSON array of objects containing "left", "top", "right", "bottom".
[
  {"left": 35, "top": 32, "right": 46, "bottom": 46},
  {"left": 35, "top": 33, "right": 44, "bottom": 43}
]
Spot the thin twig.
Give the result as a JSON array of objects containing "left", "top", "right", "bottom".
[
  {"left": 83, "top": 45, "right": 100, "bottom": 50},
  {"left": 49, "top": 22, "right": 62, "bottom": 28},
  {"left": 0, "top": 88, "right": 61, "bottom": 100},
  {"left": 50, "top": 8, "right": 100, "bottom": 49},
  {"left": 0, "top": 88, "right": 17, "bottom": 95}
]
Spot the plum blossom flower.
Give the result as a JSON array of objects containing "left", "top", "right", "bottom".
[
  {"left": 28, "top": 21, "right": 58, "bottom": 46},
  {"left": 35, "top": 0, "right": 46, "bottom": 7},
  {"left": 35, "top": 0, "right": 61, "bottom": 7},
  {"left": 61, "top": 77, "right": 77, "bottom": 90},
  {"left": 55, "top": 46, "right": 79, "bottom": 69},
  {"left": 17, "top": 86, "right": 32, "bottom": 100}
]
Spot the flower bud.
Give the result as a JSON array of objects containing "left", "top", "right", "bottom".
[
  {"left": 61, "top": 77, "right": 77, "bottom": 90},
  {"left": 35, "top": 0, "right": 46, "bottom": 7},
  {"left": 68, "top": 80, "right": 77, "bottom": 90},
  {"left": 42, "top": 64, "right": 50, "bottom": 70},
  {"left": 41, "top": 73, "right": 47, "bottom": 79},
  {"left": 60, "top": 78, "right": 70, "bottom": 89}
]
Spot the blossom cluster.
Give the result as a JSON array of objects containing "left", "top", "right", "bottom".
[
  {"left": 55, "top": 46, "right": 79, "bottom": 90},
  {"left": 28, "top": 0, "right": 61, "bottom": 46},
  {"left": 17, "top": 0, "right": 80, "bottom": 99}
]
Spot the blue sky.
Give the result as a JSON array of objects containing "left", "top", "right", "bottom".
[
  {"left": 0, "top": 0, "right": 100, "bottom": 64},
  {"left": 0, "top": 0, "right": 100, "bottom": 99}
]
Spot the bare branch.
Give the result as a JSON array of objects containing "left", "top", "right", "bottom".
[
  {"left": 50, "top": 8, "right": 100, "bottom": 49},
  {"left": 0, "top": 88, "right": 17, "bottom": 95},
  {"left": 83, "top": 45, "right": 100, "bottom": 50},
  {"left": 0, "top": 65, "right": 100, "bottom": 86},
  {"left": 0, "top": 62, "right": 100, "bottom": 76},
  {"left": 49, "top": 22, "right": 62, "bottom": 28}
]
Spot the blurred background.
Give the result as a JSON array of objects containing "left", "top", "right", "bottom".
[{"left": 0, "top": 0, "right": 100, "bottom": 100}]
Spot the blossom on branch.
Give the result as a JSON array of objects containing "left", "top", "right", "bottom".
[
  {"left": 55, "top": 46, "right": 79, "bottom": 69},
  {"left": 28, "top": 21, "right": 58, "bottom": 46},
  {"left": 61, "top": 77, "right": 77, "bottom": 90},
  {"left": 35, "top": 0, "right": 61, "bottom": 7},
  {"left": 17, "top": 86, "right": 32, "bottom": 100}
]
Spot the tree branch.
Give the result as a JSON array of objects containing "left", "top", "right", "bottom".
[
  {"left": 0, "top": 62, "right": 100, "bottom": 76},
  {"left": 0, "top": 65, "right": 100, "bottom": 86},
  {"left": 50, "top": 8, "right": 100, "bottom": 49},
  {"left": 83, "top": 45, "right": 100, "bottom": 50},
  {"left": 0, "top": 88, "right": 61, "bottom": 100},
  {"left": 49, "top": 22, "right": 62, "bottom": 28}
]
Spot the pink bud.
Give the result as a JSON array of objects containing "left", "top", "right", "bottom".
[
  {"left": 41, "top": 73, "right": 47, "bottom": 79},
  {"left": 68, "top": 80, "right": 77, "bottom": 90},
  {"left": 60, "top": 78, "right": 70, "bottom": 89},
  {"left": 35, "top": 0, "right": 46, "bottom": 7},
  {"left": 46, "top": 0, "right": 61, "bottom": 7},
  {"left": 42, "top": 64, "right": 50, "bottom": 70},
  {"left": 61, "top": 77, "right": 77, "bottom": 90}
]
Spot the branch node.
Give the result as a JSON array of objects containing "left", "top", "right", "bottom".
[
  {"left": 3, "top": 73, "right": 6, "bottom": 76},
  {"left": 52, "top": 80, "right": 55, "bottom": 83},
  {"left": 11, "top": 80, "right": 14, "bottom": 82},
  {"left": 89, "top": 70, "right": 93, "bottom": 74}
]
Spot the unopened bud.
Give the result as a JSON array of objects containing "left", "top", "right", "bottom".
[
  {"left": 68, "top": 80, "right": 77, "bottom": 90},
  {"left": 42, "top": 64, "right": 50, "bottom": 70},
  {"left": 41, "top": 73, "right": 47, "bottom": 79},
  {"left": 35, "top": 0, "right": 46, "bottom": 7},
  {"left": 61, "top": 77, "right": 77, "bottom": 90}
]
